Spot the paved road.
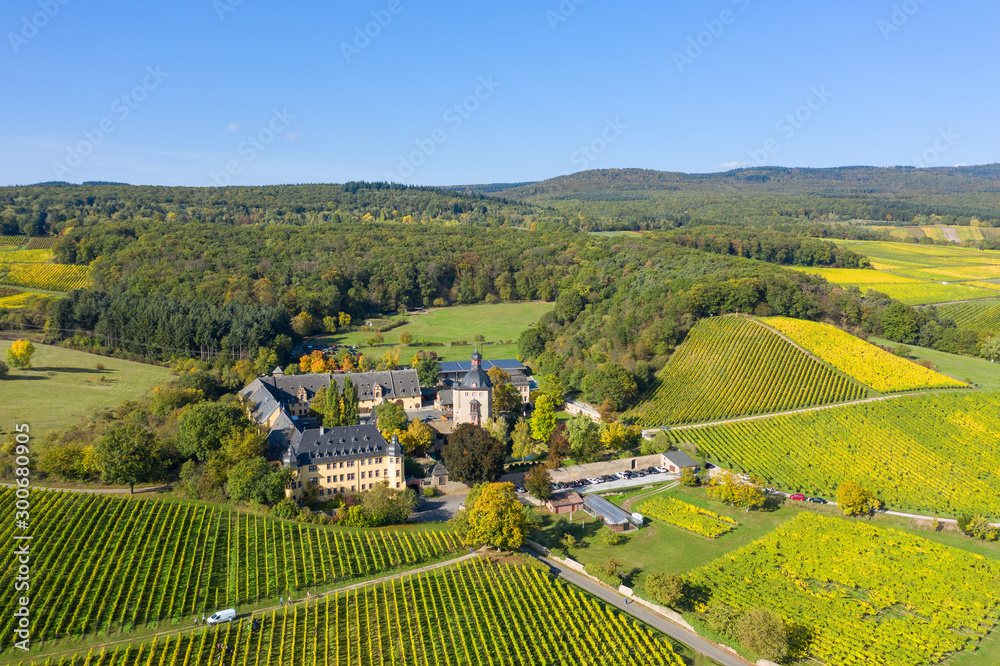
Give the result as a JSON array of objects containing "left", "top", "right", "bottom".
[
  {"left": 410, "top": 490, "right": 468, "bottom": 522},
  {"left": 533, "top": 554, "right": 751, "bottom": 666}
]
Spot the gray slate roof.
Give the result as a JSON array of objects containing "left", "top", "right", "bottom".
[
  {"left": 457, "top": 364, "right": 492, "bottom": 392},
  {"left": 282, "top": 424, "right": 402, "bottom": 467},
  {"left": 240, "top": 369, "right": 421, "bottom": 422},
  {"left": 662, "top": 450, "right": 699, "bottom": 468}
]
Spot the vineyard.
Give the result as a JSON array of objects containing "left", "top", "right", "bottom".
[
  {"left": 0, "top": 490, "right": 460, "bottom": 652},
  {"left": 668, "top": 392, "right": 1000, "bottom": 515},
  {"left": 938, "top": 300, "right": 1000, "bottom": 336},
  {"left": 687, "top": 513, "right": 1000, "bottom": 666},
  {"left": 0, "top": 261, "right": 89, "bottom": 291},
  {"left": 636, "top": 496, "right": 737, "bottom": 538},
  {"left": 0, "top": 235, "right": 23, "bottom": 245},
  {"left": 25, "top": 236, "right": 59, "bottom": 250},
  {"left": 13, "top": 559, "right": 685, "bottom": 666},
  {"left": 763, "top": 316, "right": 967, "bottom": 392},
  {"left": 0, "top": 248, "right": 54, "bottom": 262},
  {"left": 0, "top": 291, "right": 52, "bottom": 308},
  {"left": 625, "top": 316, "right": 866, "bottom": 427}
]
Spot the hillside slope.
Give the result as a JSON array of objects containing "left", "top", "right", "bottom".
[{"left": 625, "top": 316, "right": 866, "bottom": 427}]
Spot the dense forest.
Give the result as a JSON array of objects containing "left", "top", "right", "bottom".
[{"left": 0, "top": 172, "right": 985, "bottom": 403}]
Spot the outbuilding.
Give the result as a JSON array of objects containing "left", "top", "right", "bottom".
[
  {"left": 661, "top": 450, "right": 699, "bottom": 474},
  {"left": 582, "top": 494, "right": 641, "bottom": 532},
  {"left": 546, "top": 492, "right": 584, "bottom": 515}
]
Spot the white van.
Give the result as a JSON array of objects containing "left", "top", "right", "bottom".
[{"left": 206, "top": 609, "right": 236, "bottom": 625}]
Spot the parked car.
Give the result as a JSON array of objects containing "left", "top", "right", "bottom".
[
  {"left": 807, "top": 497, "right": 827, "bottom": 504},
  {"left": 515, "top": 486, "right": 525, "bottom": 494},
  {"left": 206, "top": 609, "right": 236, "bottom": 625},
  {"left": 653, "top": 466, "right": 667, "bottom": 474},
  {"left": 789, "top": 494, "right": 806, "bottom": 501},
  {"left": 588, "top": 478, "right": 601, "bottom": 485}
]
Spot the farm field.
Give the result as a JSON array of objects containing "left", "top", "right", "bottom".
[
  {"left": 0, "top": 341, "right": 172, "bottom": 433},
  {"left": 669, "top": 391, "right": 1000, "bottom": 516},
  {"left": 868, "top": 337, "right": 1000, "bottom": 390},
  {"left": 687, "top": 513, "right": 1000, "bottom": 666},
  {"left": 324, "top": 302, "right": 552, "bottom": 347},
  {"left": 0, "top": 490, "right": 461, "bottom": 653},
  {"left": 812, "top": 240, "right": 1000, "bottom": 304},
  {"left": 625, "top": 316, "right": 867, "bottom": 427},
  {"left": 12, "top": 559, "right": 687, "bottom": 666},
  {"left": 763, "top": 316, "right": 967, "bottom": 392},
  {"left": 635, "top": 496, "right": 737, "bottom": 538},
  {"left": 937, "top": 300, "right": 1000, "bottom": 336}
]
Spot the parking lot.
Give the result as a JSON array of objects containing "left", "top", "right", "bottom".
[{"left": 548, "top": 465, "right": 676, "bottom": 495}]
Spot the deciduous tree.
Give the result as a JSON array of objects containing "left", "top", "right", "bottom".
[
  {"left": 6, "top": 339, "right": 35, "bottom": 369},
  {"left": 708, "top": 472, "right": 768, "bottom": 512},
  {"left": 734, "top": 608, "right": 790, "bottom": 663},
  {"left": 465, "top": 482, "right": 526, "bottom": 550},
  {"left": 443, "top": 423, "right": 505, "bottom": 486},
  {"left": 524, "top": 465, "right": 552, "bottom": 501},
  {"left": 375, "top": 401, "right": 408, "bottom": 434},
  {"left": 531, "top": 394, "right": 557, "bottom": 442},
  {"left": 94, "top": 423, "right": 161, "bottom": 493},
  {"left": 836, "top": 480, "right": 882, "bottom": 517}
]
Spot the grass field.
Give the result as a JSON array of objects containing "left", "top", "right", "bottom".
[
  {"left": 669, "top": 391, "right": 1000, "bottom": 516},
  {"left": 687, "top": 512, "right": 1000, "bottom": 666},
  {"left": 625, "top": 316, "right": 866, "bottom": 426},
  {"left": 0, "top": 341, "right": 172, "bottom": 433},
  {"left": 313, "top": 302, "right": 551, "bottom": 362}
]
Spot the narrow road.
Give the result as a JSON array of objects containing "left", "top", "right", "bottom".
[
  {"left": 533, "top": 554, "right": 751, "bottom": 666},
  {"left": 16, "top": 553, "right": 476, "bottom": 663}
]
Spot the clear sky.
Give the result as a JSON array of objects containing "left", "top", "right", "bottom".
[{"left": 1, "top": 0, "right": 997, "bottom": 186}]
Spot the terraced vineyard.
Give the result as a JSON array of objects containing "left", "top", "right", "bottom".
[
  {"left": 0, "top": 490, "right": 460, "bottom": 652},
  {"left": 938, "top": 300, "right": 1000, "bottom": 335},
  {"left": 763, "top": 316, "right": 967, "bottom": 392},
  {"left": 687, "top": 513, "right": 1000, "bottom": 666},
  {"left": 0, "top": 261, "right": 89, "bottom": 291},
  {"left": 636, "top": 496, "right": 737, "bottom": 538},
  {"left": 625, "top": 316, "right": 866, "bottom": 426},
  {"left": 15, "top": 559, "right": 685, "bottom": 666},
  {"left": 669, "top": 392, "right": 1000, "bottom": 515}
]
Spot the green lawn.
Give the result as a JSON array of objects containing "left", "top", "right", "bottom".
[
  {"left": 320, "top": 301, "right": 552, "bottom": 347},
  {"left": 870, "top": 337, "right": 1000, "bottom": 390},
  {"left": 0, "top": 341, "right": 173, "bottom": 433}
]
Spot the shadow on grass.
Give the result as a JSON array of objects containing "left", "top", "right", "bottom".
[{"left": 27, "top": 366, "right": 108, "bottom": 374}]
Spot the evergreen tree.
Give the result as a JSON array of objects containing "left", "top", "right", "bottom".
[{"left": 342, "top": 377, "right": 360, "bottom": 425}]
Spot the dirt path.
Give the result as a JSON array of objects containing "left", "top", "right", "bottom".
[
  {"left": 621, "top": 481, "right": 679, "bottom": 513},
  {"left": 0, "top": 482, "right": 172, "bottom": 494}
]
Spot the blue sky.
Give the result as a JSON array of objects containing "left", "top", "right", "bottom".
[{"left": 1, "top": 0, "right": 997, "bottom": 186}]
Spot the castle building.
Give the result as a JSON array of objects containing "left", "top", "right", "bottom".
[
  {"left": 281, "top": 424, "right": 405, "bottom": 500},
  {"left": 453, "top": 350, "right": 493, "bottom": 426}
]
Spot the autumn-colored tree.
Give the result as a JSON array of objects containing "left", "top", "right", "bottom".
[
  {"left": 298, "top": 355, "right": 311, "bottom": 373},
  {"left": 524, "top": 465, "right": 552, "bottom": 500},
  {"left": 598, "top": 398, "right": 617, "bottom": 424},
  {"left": 487, "top": 366, "right": 511, "bottom": 386},
  {"left": 708, "top": 472, "right": 768, "bottom": 512},
  {"left": 322, "top": 316, "right": 338, "bottom": 333},
  {"left": 291, "top": 311, "right": 314, "bottom": 336},
  {"left": 405, "top": 419, "right": 435, "bottom": 453},
  {"left": 339, "top": 351, "right": 355, "bottom": 372},
  {"left": 338, "top": 312, "right": 352, "bottom": 328},
  {"left": 465, "top": 482, "right": 526, "bottom": 550},
  {"left": 223, "top": 427, "right": 268, "bottom": 462},
  {"left": 600, "top": 421, "right": 640, "bottom": 451},
  {"left": 399, "top": 331, "right": 413, "bottom": 345},
  {"left": 837, "top": 481, "right": 883, "bottom": 517},
  {"left": 6, "top": 339, "right": 35, "bottom": 369},
  {"left": 530, "top": 394, "right": 557, "bottom": 442},
  {"left": 311, "top": 356, "right": 328, "bottom": 374}
]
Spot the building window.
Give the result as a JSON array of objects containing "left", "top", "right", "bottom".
[
  {"left": 361, "top": 483, "right": 366, "bottom": 491},
  {"left": 395, "top": 469, "right": 400, "bottom": 477},
  {"left": 347, "top": 461, "right": 355, "bottom": 467},
  {"left": 340, "top": 474, "right": 345, "bottom": 482},
  {"left": 326, "top": 476, "right": 331, "bottom": 483},
  {"left": 308, "top": 465, "right": 318, "bottom": 472},
  {"left": 347, "top": 473, "right": 355, "bottom": 481},
  {"left": 351, "top": 485, "right": 355, "bottom": 492},
  {"left": 396, "top": 482, "right": 400, "bottom": 488},
  {"left": 326, "top": 464, "right": 331, "bottom": 470},
  {"left": 374, "top": 470, "right": 380, "bottom": 477}
]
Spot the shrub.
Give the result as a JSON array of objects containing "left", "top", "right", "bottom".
[
  {"left": 601, "top": 529, "right": 625, "bottom": 546},
  {"left": 422, "top": 486, "right": 437, "bottom": 498},
  {"left": 734, "top": 608, "right": 790, "bottom": 663},
  {"left": 272, "top": 498, "right": 301, "bottom": 520},
  {"left": 645, "top": 573, "right": 686, "bottom": 608}
]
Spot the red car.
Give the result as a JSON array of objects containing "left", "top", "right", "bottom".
[{"left": 789, "top": 494, "right": 806, "bottom": 501}]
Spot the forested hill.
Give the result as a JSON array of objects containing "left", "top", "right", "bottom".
[
  {"left": 0, "top": 181, "right": 542, "bottom": 235},
  {"left": 483, "top": 165, "right": 1000, "bottom": 230}
]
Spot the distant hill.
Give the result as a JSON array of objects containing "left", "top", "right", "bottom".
[{"left": 484, "top": 165, "right": 1000, "bottom": 230}]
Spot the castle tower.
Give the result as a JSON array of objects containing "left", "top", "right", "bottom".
[{"left": 453, "top": 349, "right": 492, "bottom": 426}]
